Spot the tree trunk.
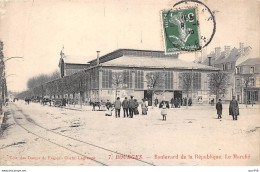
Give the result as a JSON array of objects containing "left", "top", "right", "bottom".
[
  {"left": 216, "top": 88, "right": 219, "bottom": 103},
  {"left": 152, "top": 91, "right": 154, "bottom": 109},
  {"left": 186, "top": 90, "right": 189, "bottom": 108},
  {"left": 73, "top": 92, "right": 76, "bottom": 108},
  {"left": 115, "top": 88, "right": 117, "bottom": 101},
  {"left": 80, "top": 93, "right": 82, "bottom": 109},
  {"left": 245, "top": 86, "right": 248, "bottom": 108}
]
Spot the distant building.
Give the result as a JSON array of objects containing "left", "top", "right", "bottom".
[
  {"left": 235, "top": 58, "right": 260, "bottom": 103},
  {"left": 58, "top": 51, "right": 90, "bottom": 77},
  {"left": 199, "top": 42, "right": 252, "bottom": 101}
]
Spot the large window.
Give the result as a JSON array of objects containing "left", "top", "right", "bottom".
[
  {"left": 102, "top": 69, "right": 112, "bottom": 88},
  {"left": 249, "top": 77, "right": 255, "bottom": 86},
  {"left": 123, "top": 69, "right": 132, "bottom": 88},
  {"left": 91, "top": 69, "right": 99, "bottom": 89},
  {"left": 236, "top": 78, "right": 240, "bottom": 87},
  {"left": 250, "top": 67, "right": 255, "bottom": 74},
  {"left": 85, "top": 73, "right": 91, "bottom": 91},
  {"left": 193, "top": 72, "right": 201, "bottom": 90},
  {"left": 135, "top": 70, "right": 144, "bottom": 89},
  {"left": 165, "top": 71, "right": 173, "bottom": 89},
  {"left": 236, "top": 67, "right": 241, "bottom": 74}
]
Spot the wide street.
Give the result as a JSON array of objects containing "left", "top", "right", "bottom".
[{"left": 0, "top": 101, "right": 259, "bottom": 166}]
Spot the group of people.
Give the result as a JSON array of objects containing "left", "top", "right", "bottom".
[
  {"left": 105, "top": 96, "right": 149, "bottom": 118},
  {"left": 216, "top": 96, "right": 240, "bottom": 120},
  {"left": 169, "top": 97, "right": 192, "bottom": 108},
  {"left": 154, "top": 97, "right": 192, "bottom": 108}
]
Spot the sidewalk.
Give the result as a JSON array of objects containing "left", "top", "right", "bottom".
[
  {"left": 62, "top": 104, "right": 107, "bottom": 111},
  {"left": 61, "top": 103, "right": 259, "bottom": 111}
]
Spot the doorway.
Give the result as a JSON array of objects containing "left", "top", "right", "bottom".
[
  {"left": 144, "top": 90, "right": 153, "bottom": 106},
  {"left": 174, "top": 91, "right": 182, "bottom": 100}
]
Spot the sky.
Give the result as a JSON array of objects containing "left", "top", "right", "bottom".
[{"left": 0, "top": 0, "right": 259, "bottom": 92}]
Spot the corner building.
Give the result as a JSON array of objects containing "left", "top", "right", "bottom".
[{"left": 56, "top": 49, "right": 219, "bottom": 105}]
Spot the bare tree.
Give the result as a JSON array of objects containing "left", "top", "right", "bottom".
[
  {"left": 208, "top": 71, "right": 229, "bottom": 101},
  {"left": 242, "top": 74, "right": 254, "bottom": 107},
  {"left": 27, "top": 70, "right": 60, "bottom": 90},
  {"left": 179, "top": 72, "right": 193, "bottom": 98},
  {"left": 146, "top": 71, "right": 165, "bottom": 102},
  {"left": 111, "top": 72, "right": 124, "bottom": 100}
]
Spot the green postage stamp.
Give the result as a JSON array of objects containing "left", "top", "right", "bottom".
[{"left": 162, "top": 7, "right": 201, "bottom": 54}]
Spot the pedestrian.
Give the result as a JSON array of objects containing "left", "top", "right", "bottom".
[
  {"left": 141, "top": 99, "right": 148, "bottom": 115},
  {"left": 154, "top": 97, "right": 158, "bottom": 107},
  {"left": 188, "top": 97, "right": 192, "bottom": 106},
  {"left": 174, "top": 98, "right": 178, "bottom": 108},
  {"left": 129, "top": 96, "right": 135, "bottom": 118},
  {"left": 105, "top": 104, "right": 114, "bottom": 116},
  {"left": 122, "top": 97, "right": 129, "bottom": 118},
  {"left": 91, "top": 100, "right": 96, "bottom": 111},
  {"left": 229, "top": 96, "right": 239, "bottom": 120},
  {"left": 134, "top": 99, "right": 139, "bottom": 115},
  {"left": 184, "top": 97, "right": 187, "bottom": 106},
  {"left": 211, "top": 98, "right": 215, "bottom": 106},
  {"left": 105, "top": 100, "right": 112, "bottom": 110},
  {"left": 114, "top": 97, "right": 121, "bottom": 118},
  {"left": 216, "top": 99, "right": 222, "bottom": 119},
  {"left": 178, "top": 97, "right": 181, "bottom": 108},
  {"left": 98, "top": 101, "right": 101, "bottom": 111},
  {"left": 62, "top": 98, "right": 66, "bottom": 106},
  {"left": 145, "top": 98, "right": 149, "bottom": 108},
  {"left": 161, "top": 101, "right": 168, "bottom": 121},
  {"left": 170, "top": 97, "right": 174, "bottom": 108}
]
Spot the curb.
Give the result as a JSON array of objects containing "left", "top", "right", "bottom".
[{"left": 63, "top": 107, "right": 89, "bottom": 111}]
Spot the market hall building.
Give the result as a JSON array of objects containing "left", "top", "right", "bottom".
[{"left": 56, "top": 49, "right": 219, "bottom": 105}]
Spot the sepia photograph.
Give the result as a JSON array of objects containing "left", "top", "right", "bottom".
[{"left": 0, "top": 0, "right": 259, "bottom": 170}]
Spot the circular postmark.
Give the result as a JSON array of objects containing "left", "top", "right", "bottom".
[{"left": 162, "top": 0, "right": 216, "bottom": 54}]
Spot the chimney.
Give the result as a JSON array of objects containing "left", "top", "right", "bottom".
[
  {"left": 224, "top": 46, "right": 231, "bottom": 58},
  {"left": 208, "top": 56, "right": 212, "bottom": 66},
  {"left": 215, "top": 47, "right": 221, "bottom": 60},
  {"left": 239, "top": 42, "right": 244, "bottom": 57},
  {"left": 96, "top": 51, "right": 100, "bottom": 65}
]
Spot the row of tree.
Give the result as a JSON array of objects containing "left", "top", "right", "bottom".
[{"left": 27, "top": 70, "right": 60, "bottom": 90}]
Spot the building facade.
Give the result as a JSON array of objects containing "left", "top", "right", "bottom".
[
  {"left": 235, "top": 58, "right": 260, "bottom": 104},
  {"left": 46, "top": 49, "right": 219, "bottom": 105},
  {"left": 200, "top": 43, "right": 252, "bottom": 101}
]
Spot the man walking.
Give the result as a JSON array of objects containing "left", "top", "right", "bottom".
[
  {"left": 154, "top": 97, "right": 158, "bottom": 107},
  {"left": 129, "top": 96, "right": 135, "bottom": 118},
  {"left": 122, "top": 97, "right": 129, "bottom": 118},
  {"left": 229, "top": 96, "right": 239, "bottom": 120},
  {"left": 114, "top": 97, "right": 121, "bottom": 118},
  {"left": 216, "top": 99, "right": 222, "bottom": 119}
]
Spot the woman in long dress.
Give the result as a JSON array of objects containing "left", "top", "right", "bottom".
[{"left": 141, "top": 99, "right": 147, "bottom": 115}]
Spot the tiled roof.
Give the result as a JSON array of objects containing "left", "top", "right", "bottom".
[
  {"left": 101, "top": 55, "right": 219, "bottom": 70},
  {"left": 202, "top": 46, "right": 251, "bottom": 65},
  {"left": 214, "top": 48, "right": 240, "bottom": 64},
  {"left": 88, "top": 49, "right": 179, "bottom": 66},
  {"left": 237, "top": 58, "right": 260, "bottom": 66}
]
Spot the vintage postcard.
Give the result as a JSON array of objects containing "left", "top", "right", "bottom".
[{"left": 0, "top": 0, "right": 259, "bottom": 169}]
